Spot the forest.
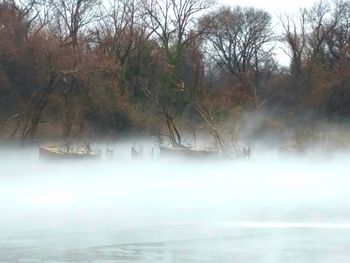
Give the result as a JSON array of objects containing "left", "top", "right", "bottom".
[{"left": 0, "top": 0, "right": 349, "bottom": 150}]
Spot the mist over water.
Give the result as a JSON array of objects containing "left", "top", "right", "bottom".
[{"left": 1, "top": 143, "right": 350, "bottom": 262}]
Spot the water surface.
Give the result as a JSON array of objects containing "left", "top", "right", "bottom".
[{"left": 0, "top": 146, "right": 349, "bottom": 262}]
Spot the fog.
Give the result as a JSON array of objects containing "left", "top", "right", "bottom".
[{"left": 1, "top": 143, "right": 350, "bottom": 262}]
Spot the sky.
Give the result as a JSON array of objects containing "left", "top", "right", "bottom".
[{"left": 219, "top": 0, "right": 315, "bottom": 15}]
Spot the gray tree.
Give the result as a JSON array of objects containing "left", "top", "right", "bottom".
[{"left": 202, "top": 6, "right": 274, "bottom": 81}]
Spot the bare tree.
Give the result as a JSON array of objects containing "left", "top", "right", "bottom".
[
  {"left": 280, "top": 10, "right": 307, "bottom": 75},
  {"left": 202, "top": 6, "right": 274, "bottom": 84},
  {"left": 306, "top": 0, "right": 341, "bottom": 62},
  {"left": 325, "top": 0, "right": 350, "bottom": 68},
  {"left": 141, "top": 0, "right": 214, "bottom": 61},
  {"left": 49, "top": 0, "right": 101, "bottom": 48},
  {"left": 139, "top": 0, "right": 214, "bottom": 147},
  {"left": 96, "top": 0, "right": 141, "bottom": 64},
  {"left": 281, "top": 1, "right": 343, "bottom": 71}
]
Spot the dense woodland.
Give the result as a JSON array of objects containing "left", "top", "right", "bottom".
[{"left": 0, "top": 0, "right": 349, "bottom": 149}]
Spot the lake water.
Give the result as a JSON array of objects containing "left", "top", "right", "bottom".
[{"left": 0, "top": 145, "right": 349, "bottom": 262}]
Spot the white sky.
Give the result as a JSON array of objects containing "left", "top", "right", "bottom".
[{"left": 219, "top": 0, "right": 315, "bottom": 15}]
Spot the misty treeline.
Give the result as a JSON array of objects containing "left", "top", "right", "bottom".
[{"left": 0, "top": 0, "right": 349, "bottom": 147}]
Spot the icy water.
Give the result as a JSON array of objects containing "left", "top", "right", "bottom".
[{"left": 0, "top": 145, "right": 350, "bottom": 262}]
